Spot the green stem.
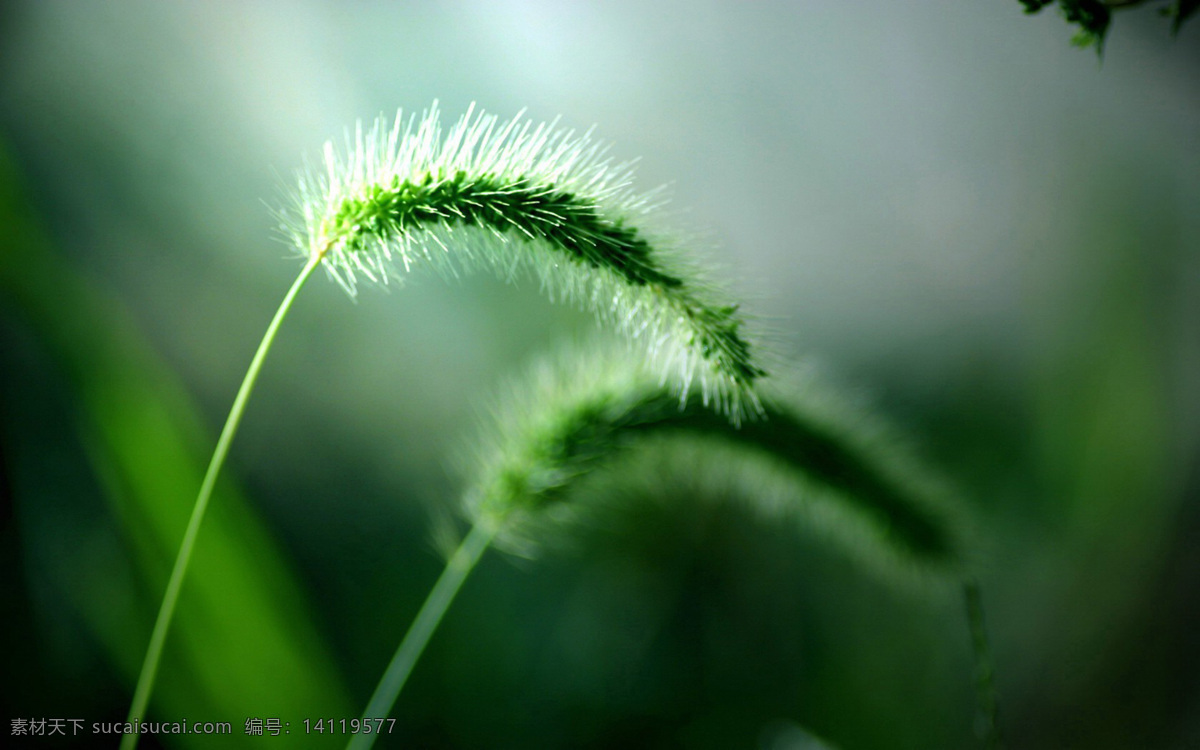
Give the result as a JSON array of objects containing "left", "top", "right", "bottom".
[
  {"left": 347, "top": 519, "right": 498, "bottom": 750},
  {"left": 964, "top": 579, "right": 1002, "bottom": 749},
  {"left": 121, "top": 256, "right": 321, "bottom": 750}
]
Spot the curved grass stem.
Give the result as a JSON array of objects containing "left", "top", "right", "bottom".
[
  {"left": 121, "top": 255, "right": 321, "bottom": 750},
  {"left": 347, "top": 519, "right": 497, "bottom": 750}
]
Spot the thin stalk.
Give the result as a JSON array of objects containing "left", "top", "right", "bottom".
[
  {"left": 347, "top": 519, "right": 498, "bottom": 750},
  {"left": 964, "top": 579, "right": 1002, "bottom": 749},
  {"left": 121, "top": 255, "right": 321, "bottom": 750}
]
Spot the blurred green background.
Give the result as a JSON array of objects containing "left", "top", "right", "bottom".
[{"left": 1, "top": 2, "right": 1197, "bottom": 748}]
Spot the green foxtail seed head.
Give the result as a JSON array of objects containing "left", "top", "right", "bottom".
[
  {"left": 460, "top": 341, "right": 966, "bottom": 582},
  {"left": 285, "top": 102, "right": 766, "bottom": 419}
]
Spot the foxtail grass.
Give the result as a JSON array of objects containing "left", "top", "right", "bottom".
[
  {"left": 124, "top": 103, "right": 765, "bottom": 747},
  {"left": 290, "top": 101, "right": 764, "bottom": 417},
  {"left": 348, "top": 345, "right": 993, "bottom": 749}
]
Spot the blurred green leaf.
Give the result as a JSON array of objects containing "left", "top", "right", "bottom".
[{"left": 0, "top": 145, "right": 352, "bottom": 746}]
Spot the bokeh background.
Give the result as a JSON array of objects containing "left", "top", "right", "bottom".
[{"left": 2, "top": 2, "right": 1198, "bottom": 748}]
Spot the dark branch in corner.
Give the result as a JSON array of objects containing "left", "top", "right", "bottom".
[{"left": 1018, "top": 0, "right": 1196, "bottom": 53}]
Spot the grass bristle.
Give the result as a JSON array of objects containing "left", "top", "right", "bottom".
[
  {"left": 460, "top": 341, "right": 966, "bottom": 582},
  {"left": 284, "top": 102, "right": 766, "bottom": 419}
]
